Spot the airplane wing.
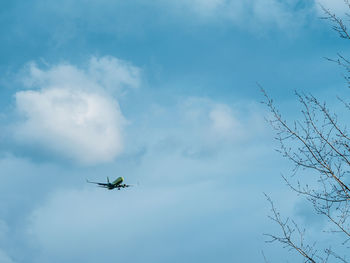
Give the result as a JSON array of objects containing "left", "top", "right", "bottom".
[
  {"left": 86, "top": 179, "right": 109, "bottom": 187},
  {"left": 118, "top": 184, "right": 133, "bottom": 189}
]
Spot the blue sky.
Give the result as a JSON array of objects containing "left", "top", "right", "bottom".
[{"left": 0, "top": 0, "right": 349, "bottom": 262}]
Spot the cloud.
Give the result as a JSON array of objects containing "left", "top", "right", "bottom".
[
  {"left": 130, "top": 97, "right": 271, "bottom": 166},
  {"left": 316, "top": 0, "right": 349, "bottom": 15},
  {"left": 0, "top": 93, "right": 294, "bottom": 263},
  {"left": 26, "top": 181, "right": 263, "bottom": 263},
  {"left": 180, "top": 97, "right": 266, "bottom": 144},
  {"left": 21, "top": 56, "right": 140, "bottom": 93},
  {"left": 16, "top": 0, "right": 322, "bottom": 45},
  {"left": 0, "top": 222, "right": 14, "bottom": 263},
  {"left": 12, "top": 56, "right": 141, "bottom": 165},
  {"left": 0, "top": 250, "right": 15, "bottom": 263},
  {"left": 14, "top": 88, "right": 125, "bottom": 164},
  {"left": 168, "top": 0, "right": 313, "bottom": 30},
  {"left": 88, "top": 56, "right": 141, "bottom": 93},
  {"left": 209, "top": 104, "right": 242, "bottom": 139}
]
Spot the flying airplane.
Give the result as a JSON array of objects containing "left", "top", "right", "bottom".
[{"left": 86, "top": 176, "right": 132, "bottom": 190}]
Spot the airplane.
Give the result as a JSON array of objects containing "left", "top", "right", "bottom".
[{"left": 86, "top": 176, "right": 132, "bottom": 190}]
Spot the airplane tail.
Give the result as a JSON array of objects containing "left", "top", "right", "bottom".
[{"left": 107, "top": 177, "right": 110, "bottom": 184}]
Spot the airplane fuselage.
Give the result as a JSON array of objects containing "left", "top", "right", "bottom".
[
  {"left": 87, "top": 176, "right": 131, "bottom": 190},
  {"left": 108, "top": 176, "right": 125, "bottom": 190}
]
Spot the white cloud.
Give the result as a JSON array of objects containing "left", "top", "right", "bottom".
[
  {"left": 0, "top": 220, "right": 9, "bottom": 244},
  {"left": 167, "top": 0, "right": 350, "bottom": 30},
  {"left": 181, "top": 98, "right": 266, "bottom": 144},
  {"left": 22, "top": 0, "right": 338, "bottom": 41},
  {"left": 26, "top": 183, "right": 239, "bottom": 263},
  {"left": 88, "top": 56, "right": 141, "bottom": 93},
  {"left": 13, "top": 56, "right": 140, "bottom": 165},
  {"left": 316, "top": 0, "right": 349, "bottom": 15},
  {"left": 0, "top": 221, "right": 13, "bottom": 263},
  {"left": 22, "top": 56, "right": 140, "bottom": 93},
  {"left": 15, "top": 89, "right": 124, "bottom": 164},
  {"left": 209, "top": 104, "right": 241, "bottom": 138},
  {"left": 169, "top": 0, "right": 312, "bottom": 30},
  {"left": 180, "top": 0, "right": 235, "bottom": 17},
  {"left": 0, "top": 250, "right": 15, "bottom": 263}
]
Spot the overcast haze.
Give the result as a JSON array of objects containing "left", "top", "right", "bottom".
[{"left": 0, "top": 0, "right": 349, "bottom": 262}]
